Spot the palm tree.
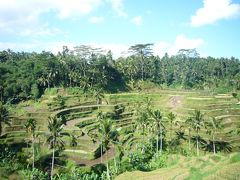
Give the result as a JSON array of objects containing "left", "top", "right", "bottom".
[
  {"left": 24, "top": 118, "right": 37, "bottom": 169},
  {"left": 206, "top": 117, "right": 223, "bottom": 154},
  {"left": 136, "top": 111, "right": 148, "bottom": 146},
  {"left": 191, "top": 110, "right": 205, "bottom": 156},
  {"left": 69, "top": 133, "right": 78, "bottom": 148},
  {"left": 46, "top": 116, "right": 65, "bottom": 180},
  {"left": 167, "top": 112, "right": 176, "bottom": 142},
  {"left": 93, "top": 89, "right": 105, "bottom": 106},
  {"left": 185, "top": 117, "right": 194, "bottom": 151},
  {"left": 150, "top": 110, "right": 164, "bottom": 154},
  {"left": 98, "top": 117, "right": 118, "bottom": 180},
  {"left": 47, "top": 69, "right": 58, "bottom": 88},
  {"left": 0, "top": 102, "right": 10, "bottom": 136}
]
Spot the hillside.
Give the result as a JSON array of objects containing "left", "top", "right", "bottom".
[{"left": 116, "top": 153, "right": 240, "bottom": 180}]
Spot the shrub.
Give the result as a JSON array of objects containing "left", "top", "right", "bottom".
[
  {"left": 20, "top": 168, "right": 48, "bottom": 180},
  {"left": 148, "top": 153, "right": 167, "bottom": 170},
  {"left": 31, "top": 84, "right": 40, "bottom": 100}
]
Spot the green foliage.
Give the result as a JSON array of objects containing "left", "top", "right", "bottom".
[
  {"left": 49, "top": 95, "right": 66, "bottom": 110},
  {"left": 1, "top": 49, "right": 240, "bottom": 103},
  {"left": 44, "top": 88, "right": 58, "bottom": 96},
  {"left": 66, "top": 87, "right": 83, "bottom": 95},
  {"left": 148, "top": 153, "right": 167, "bottom": 170},
  {"left": 31, "top": 84, "right": 40, "bottom": 100},
  {"left": 55, "top": 167, "right": 100, "bottom": 180},
  {"left": 20, "top": 168, "right": 48, "bottom": 180}
]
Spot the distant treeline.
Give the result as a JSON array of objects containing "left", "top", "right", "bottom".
[{"left": 0, "top": 45, "right": 239, "bottom": 102}]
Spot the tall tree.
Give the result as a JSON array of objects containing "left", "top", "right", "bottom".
[
  {"left": 150, "top": 110, "right": 164, "bottom": 154},
  {"left": 129, "top": 43, "right": 153, "bottom": 80},
  {"left": 185, "top": 117, "right": 194, "bottom": 151},
  {"left": 191, "top": 110, "right": 205, "bottom": 156},
  {"left": 47, "top": 116, "right": 66, "bottom": 180},
  {"left": 24, "top": 118, "right": 37, "bottom": 169},
  {"left": 206, "top": 117, "right": 223, "bottom": 154},
  {"left": 98, "top": 117, "right": 118, "bottom": 180},
  {"left": 167, "top": 112, "right": 176, "bottom": 142},
  {"left": 0, "top": 102, "right": 9, "bottom": 136}
]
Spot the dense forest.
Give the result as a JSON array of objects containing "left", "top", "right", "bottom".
[{"left": 0, "top": 44, "right": 240, "bottom": 103}]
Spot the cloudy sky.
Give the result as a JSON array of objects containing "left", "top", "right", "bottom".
[{"left": 0, "top": 0, "right": 240, "bottom": 58}]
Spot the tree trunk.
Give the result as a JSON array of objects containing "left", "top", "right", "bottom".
[
  {"left": 160, "top": 125, "right": 163, "bottom": 154},
  {"left": 47, "top": 78, "right": 50, "bottom": 89},
  {"left": 0, "top": 122, "right": 2, "bottom": 136},
  {"left": 156, "top": 128, "right": 159, "bottom": 155},
  {"left": 32, "top": 134, "right": 35, "bottom": 169},
  {"left": 101, "top": 142, "right": 103, "bottom": 163},
  {"left": 188, "top": 128, "right": 191, "bottom": 151},
  {"left": 51, "top": 146, "right": 55, "bottom": 180},
  {"left": 114, "top": 157, "right": 118, "bottom": 174},
  {"left": 197, "top": 130, "right": 199, "bottom": 156},
  {"left": 170, "top": 123, "right": 172, "bottom": 142},
  {"left": 106, "top": 163, "right": 110, "bottom": 180},
  {"left": 213, "top": 134, "right": 216, "bottom": 155}
]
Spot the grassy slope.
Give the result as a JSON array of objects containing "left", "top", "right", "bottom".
[
  {"left": 116, "top": 153, "right": 240, "bottom": 180},
  {"left": 2, "top": 88, "right": 240, "bottom": 172}
]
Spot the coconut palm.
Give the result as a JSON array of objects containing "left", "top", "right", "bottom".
[
  {"left": 93, "top": 89, "right": 105, "bottom": 108},
  {"left": 0, "top": 102, "right": 10, "bottom": 136},
  {"left": 136, "top": 111, "right": 148, "bottom": 141},
  {"left": 46, "top": 116, "right": 66, "bottom": 180},
  {"left": 69, "top": 133, "right": 78, "bottom": 148},
  {"left": 24, "top": 118, "right": 37, "bottom": 169},
  {"left": 167, "top": 112, "right": 176, "bottom": 142},
  {"left": 206, "top": 117, "right": 223, "bottom": 154},
  {"left": 150, "top": 110, "right": 165, "bottom": 154},
  {"left": 191, "top": 110, "right": 205, "bottom": 156},
  {"left": 185, "top": 117, "right": 194, "bottom": 151},
  {"left": 98, "top": 117, "right": 118, "bottom": 180}
]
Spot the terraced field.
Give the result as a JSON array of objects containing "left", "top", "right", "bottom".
[
  {"left": 116, "top": 153, "right": 240, "bottom": 180},
  {"left": 1, "top": 89, "right": 240, "bottom": 167}
]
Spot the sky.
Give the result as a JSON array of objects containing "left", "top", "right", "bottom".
[{"left": 0, "top": 0, "right": 240, "bottom": 59}]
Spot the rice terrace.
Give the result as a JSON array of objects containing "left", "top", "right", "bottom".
[{"left": 1, "top": 0, "right": 240, "bottom": 180}]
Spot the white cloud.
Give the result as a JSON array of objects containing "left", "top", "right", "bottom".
[
  {"left": 153, "top": 35, "right": 204, "bottom": 57},
  {"left": 53, "top": 0, "right": 102, "bottom": 19},
  {"left": 0, "top": 41, "right": 129, "bottom": 59},
  {"left": 109, "top": 0, "right": 128, "bottom": 17},
  {"left": 153, "top": 42, "right": 169, "bottom": 57},
  {"left": 0, "top": 41, "right": 76, "bottom": 54},
  {"left": 191, "top": 0, "right": 240, "bottom": 27},
  {"left": 0, "top": 35, "right": 204, "bottom": 58},
  {"left": 131, "top": 16, "right": 143, "bottom": 25},
  {"left": 0, "top": 0, "right": 102, "bottom": 36},
  {"left": 169, "top": 35, "right": 204, "bottom": 55},
  {"left": 89, "top": 16, "right": 104, "bottom": 24},
  {"left": 88, "top": 43, "right": 129, "bottom": 58}
]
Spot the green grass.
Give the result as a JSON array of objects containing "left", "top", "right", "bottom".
[
  {"left": 3, "top": 88, "right": 240, "bottom": 179},
  {"left": 116, "top": 153, "right": 240, "bottom": 180}
]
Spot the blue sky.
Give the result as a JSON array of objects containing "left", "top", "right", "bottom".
[{"left": 0, "top": 0, "right": 240, "bottom": 58}]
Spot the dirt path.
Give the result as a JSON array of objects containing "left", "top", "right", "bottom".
[
  {"left": 169, "top": 95, "right": 183, "bottom": 111},
  {"left": 65, "top": 117, "right": 94, "bottom": 128}
]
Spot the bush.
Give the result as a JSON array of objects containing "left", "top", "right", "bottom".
[
  {"left": 44, "top": 88, "right": 58, "bottom": 96},
  {"left": 148, "top": 153, "right": 167, "bottom": 170},
  {"left": 55, "top": 167, "right": 100, "bottom": 180},
  {"left": 20, "top": 168, "right": 48, "bottom": 180},
  {"left": 31, "top": 84, "right": 40, "bottom": 100},
  {"left": 66, "top": 87, "right": 83, "bottom": 95}
]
